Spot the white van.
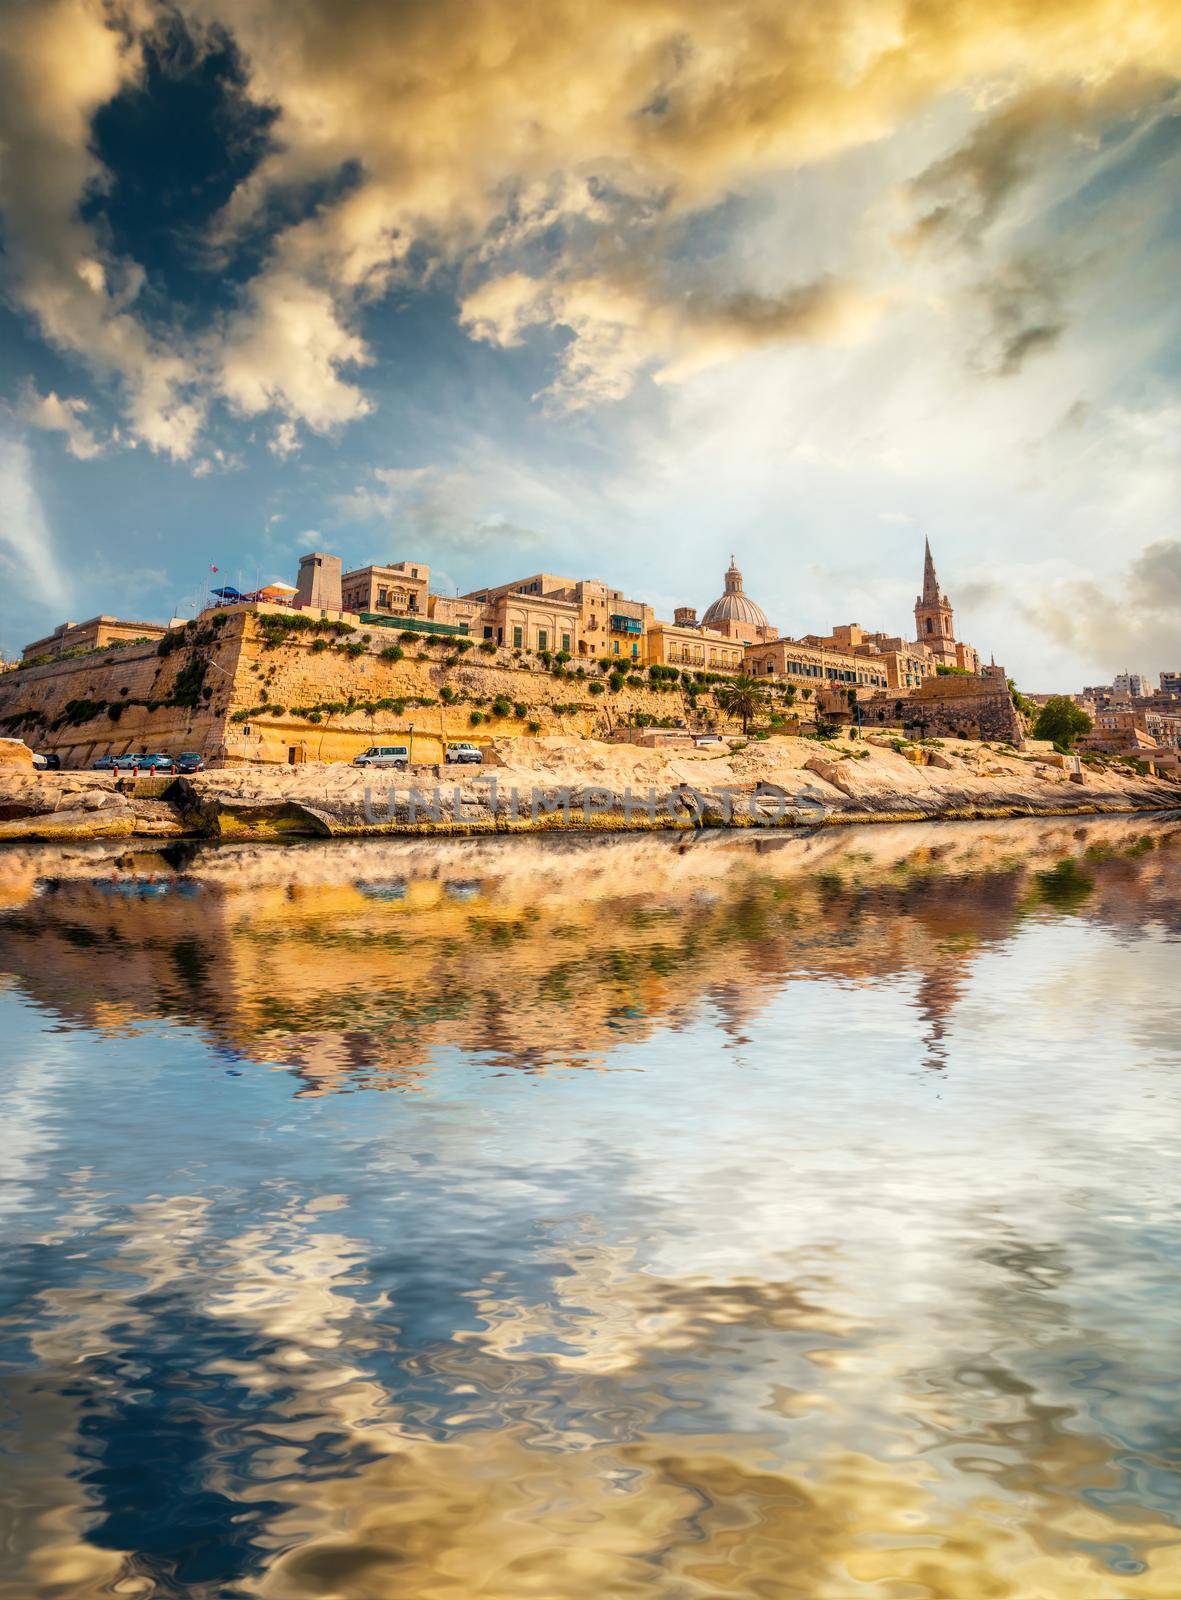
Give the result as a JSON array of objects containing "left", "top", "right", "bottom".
[{"left": 352, "top": 745, "right": 411, "bottom": 769}]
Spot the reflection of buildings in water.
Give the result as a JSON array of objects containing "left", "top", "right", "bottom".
[{"left": 0, "top": 819, "right": 1177, "bottom": 1098}]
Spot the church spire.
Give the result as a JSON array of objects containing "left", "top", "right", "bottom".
[
  {"left": 922, "top": 537, "right": 941, "bottom": 604},
  {"left": 915, "top": 536, "right": 958, "bottom": 666}
]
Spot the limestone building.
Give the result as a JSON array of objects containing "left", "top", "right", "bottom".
[
  {"left": 340, "top": 560, "right": 430, "bottom": 619},
  {"left": 744, "top": 636, "right": 889, "bottom": 692},
  {"left": 799, "top": 624, "right": 932, "bottom": 691},
  {"left": 21, "top": 615, "right": 177, "bottom": 664}
]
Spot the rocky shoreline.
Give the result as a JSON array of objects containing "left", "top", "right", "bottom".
[{"left": 1, "top": 733, "right": 1178, "bottom": 842}]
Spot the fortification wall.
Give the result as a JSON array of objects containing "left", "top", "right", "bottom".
[
  {"left": 0, "top": 626, "right": 233, "bottom": 764},
  {"left": 858, "top": 673, "right": 1022, "bottom": 744},
  {"left": 220, "top": 610, "right": 703, "bottom": 765},
  {"left": 0, "top": 607, "right": 709, "bottom": 766}
]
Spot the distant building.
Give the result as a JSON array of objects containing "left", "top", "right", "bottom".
[
  {"left": 1160, "top": 670, "right": 1181, "bottom": 697},
  {"left": 800, "top": 623, "right": 933, "bottom": 691},
  {"left": 21, "top": 615, "right": 176, "bottom": 664},
  {"left": 1114, "top": 670, "right": 1150, "bottom": 699},
  {"left": 744, "top": 636, "right": 889, "bottom": 692}
]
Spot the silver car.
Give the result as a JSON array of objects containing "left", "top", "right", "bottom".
[{"left": 353, "top": 744, "right": 410, "bottom": 770}]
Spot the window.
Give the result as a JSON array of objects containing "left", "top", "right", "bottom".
[
  {"left": 483, "top": 626, "right": 493, "bottom": 640},
  {"left": 926, "top": 617, "right": 933, "bottom": 633},
  {"left": 513, "top": 626, "right": 523, "bottom": 648},
  {"left": 561, "top": 632, "right": 571, "bottom": 653},
  {"left": 537, "top": 629, "right": 548, "bottom": 651},
  {"left": 612, "top": 640, "right": 620, "bottom": 654},
  {"left": 631, "top": 643, "right": 638, "bottom": 659}
]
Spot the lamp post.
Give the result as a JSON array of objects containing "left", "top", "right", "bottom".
[{"left": 408, "top": 722, "right": 415, "bottom": 768}]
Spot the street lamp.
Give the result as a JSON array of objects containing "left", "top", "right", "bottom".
[{"left": 408, "top": 722, "right": 415, "bottom": 767}]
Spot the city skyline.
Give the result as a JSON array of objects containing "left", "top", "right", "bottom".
[{"left": 2, "top": 0, "right": 1181, "bottom": 687}]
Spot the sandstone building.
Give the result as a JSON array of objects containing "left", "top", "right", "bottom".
[{"left": 21, "top": 615, "right": 177, "bottom": 664}]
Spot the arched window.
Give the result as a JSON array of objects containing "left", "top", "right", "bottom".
[{"left": 926, "top": 617, "right": 933, "bottom": 633}]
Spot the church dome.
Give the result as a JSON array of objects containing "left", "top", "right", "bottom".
[{"left": 702, "top": 555, "right": 770, "bottom": 630}]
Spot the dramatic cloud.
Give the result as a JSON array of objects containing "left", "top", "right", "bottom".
[
  {"left": 5, "top": 0, "right": 1181, "bottom": 449},
  {"left": 0, "top": 0, "right": 204, "bottom": 456},
  {"left": 461, "top": 270, "right": 882, "bottom": 407}
]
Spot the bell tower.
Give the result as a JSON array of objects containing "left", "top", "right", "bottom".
[{"left": 914, "top": 538, "right": 957, "bottom": 666}]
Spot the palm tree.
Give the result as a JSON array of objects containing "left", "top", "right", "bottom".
[{"left": 713, "top": 674, "right": 769, "bottom": 733}]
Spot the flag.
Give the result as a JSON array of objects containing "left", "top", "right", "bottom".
[{"left": 210, "top": 564, "right": 219, "bottom": 573}]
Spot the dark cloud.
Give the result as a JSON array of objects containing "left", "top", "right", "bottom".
[{"left": 972, "top": 253, "right": 1068, "bottom": 377}]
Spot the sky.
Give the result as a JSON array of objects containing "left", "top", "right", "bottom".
[{"left": 1, "top": 0, "right": 1179, "bottom": 689}]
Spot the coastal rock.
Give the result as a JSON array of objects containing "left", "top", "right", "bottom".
[
  {"left": 0, "top": 739, "right": 35, "bottom": 770},
  {"left": 0, "top": 806, "right": 137, "bottom": 841},
  {"left": 0, "top": 735, "right": 1176, "bottom": 841}
]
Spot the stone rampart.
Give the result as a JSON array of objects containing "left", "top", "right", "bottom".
[{"left": 0, "top": 606, "right": 709, "bottom": 767}]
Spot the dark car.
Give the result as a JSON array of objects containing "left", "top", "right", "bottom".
[
  {"left": 444, "top": 742, "right": 483, "bottom": 765},
  {"left": 136, "top": 753, "right": 178, "bottom": 774},
  {"left": 32, "top": 752, "right": 62, "bottom": 770},
  {"left": 174, "top": 752, "right": 206, "bottom": 774}
]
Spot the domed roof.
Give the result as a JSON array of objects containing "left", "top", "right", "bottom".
[{"left": 702, "top": 555, "right": 770, "bottom": 630}]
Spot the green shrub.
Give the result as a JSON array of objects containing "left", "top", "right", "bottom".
[
  {"left": 440, "top": 685, "right": 457, "bottom": 704},
  {"left": 469, "top": 710, "right": 485, "bottom": 725},
  {"left": 380, "top": 645, "right": 404, "bottom": 662},
  {"left": 588, "top": 681, "right": 605, "bottom": 696},
  {"left": 478, "top": 641, "right": 497, "bottom": 654},
  {"left": 491, "top": 696, "right": 512, "bottom": 718},
  {"left": 170, "top": 658, "right": 208, "bottom": 709},
  {"left": 527, "top": 720, "right": 541, "bottom": 734}
]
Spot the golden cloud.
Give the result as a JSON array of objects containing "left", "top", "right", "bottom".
[{"left": 5, "top": 0, "right": 1181, "bottom": 438}]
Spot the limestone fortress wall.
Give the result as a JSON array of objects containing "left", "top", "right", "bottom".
[{"left": 0, "top": 604, "right": 711, "bottom": 767}]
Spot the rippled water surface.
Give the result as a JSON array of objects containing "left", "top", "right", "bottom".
[{"left": 2, "top": 815, "right": 1181, "bottom": 1599}]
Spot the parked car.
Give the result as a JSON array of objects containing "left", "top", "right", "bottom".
[
  {"left": 112, "top": 754, "right": 142, "bottom": 772},
  {"left": 31, "top": 752, "right": 61, "bottom": 770},
  {"left": 92, "top": 754, "right": 118, "bottom": 770},
  {"left": 353, "top": 744, "right": 411, "bottom": 770},
  {"left": 694, "top": 735, "right": 727, "bottom": 750},
  {"left": 136, "top": 753, "right": 178, "bottom": 774},
  {"left": 444, "top": 742, "right": 482, "bottom": 765},
  {"left": 174, "top": 752, "right": 206, "bottom": 774}
]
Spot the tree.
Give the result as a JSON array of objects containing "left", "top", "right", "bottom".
[
  {"left": 1033, "top": 695, "right": 1092, "bottom": 747},
  {"left": 713, "top": 674, "right": 769, "bottom": 733}
]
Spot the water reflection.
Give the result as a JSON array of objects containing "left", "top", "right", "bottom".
[{"left": 1, "top": 816, "right": 1180, "bottom": 1597}]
